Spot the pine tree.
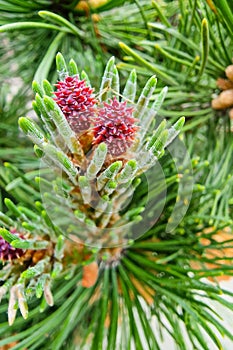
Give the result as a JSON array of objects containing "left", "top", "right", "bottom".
[{"left": 0, "top": 1, "right": 233, "bottom": 349}]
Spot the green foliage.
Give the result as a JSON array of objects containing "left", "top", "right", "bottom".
[
  {"left": 118, "top": 0, "right": 233, "bottom": 128},
  {"left": 0, "top": 0, "right": 156, "bottom": 86},
  {"left": 0, "top": 1, "right": 233, "bottom": 349}
]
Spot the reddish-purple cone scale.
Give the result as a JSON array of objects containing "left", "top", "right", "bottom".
[
  {"left": 54, "top": 76, "right": 97, "bottom": 132},
  {"left": 92, "top": 97, "right": 138, "bottom": 156},
  {"left": 0, "top": 233, "right": 25, "bottom": 261}
]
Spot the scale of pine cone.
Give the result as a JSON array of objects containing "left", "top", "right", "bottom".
[{"left": 212, "top": 62, "right": 233, "bottom": 119}]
